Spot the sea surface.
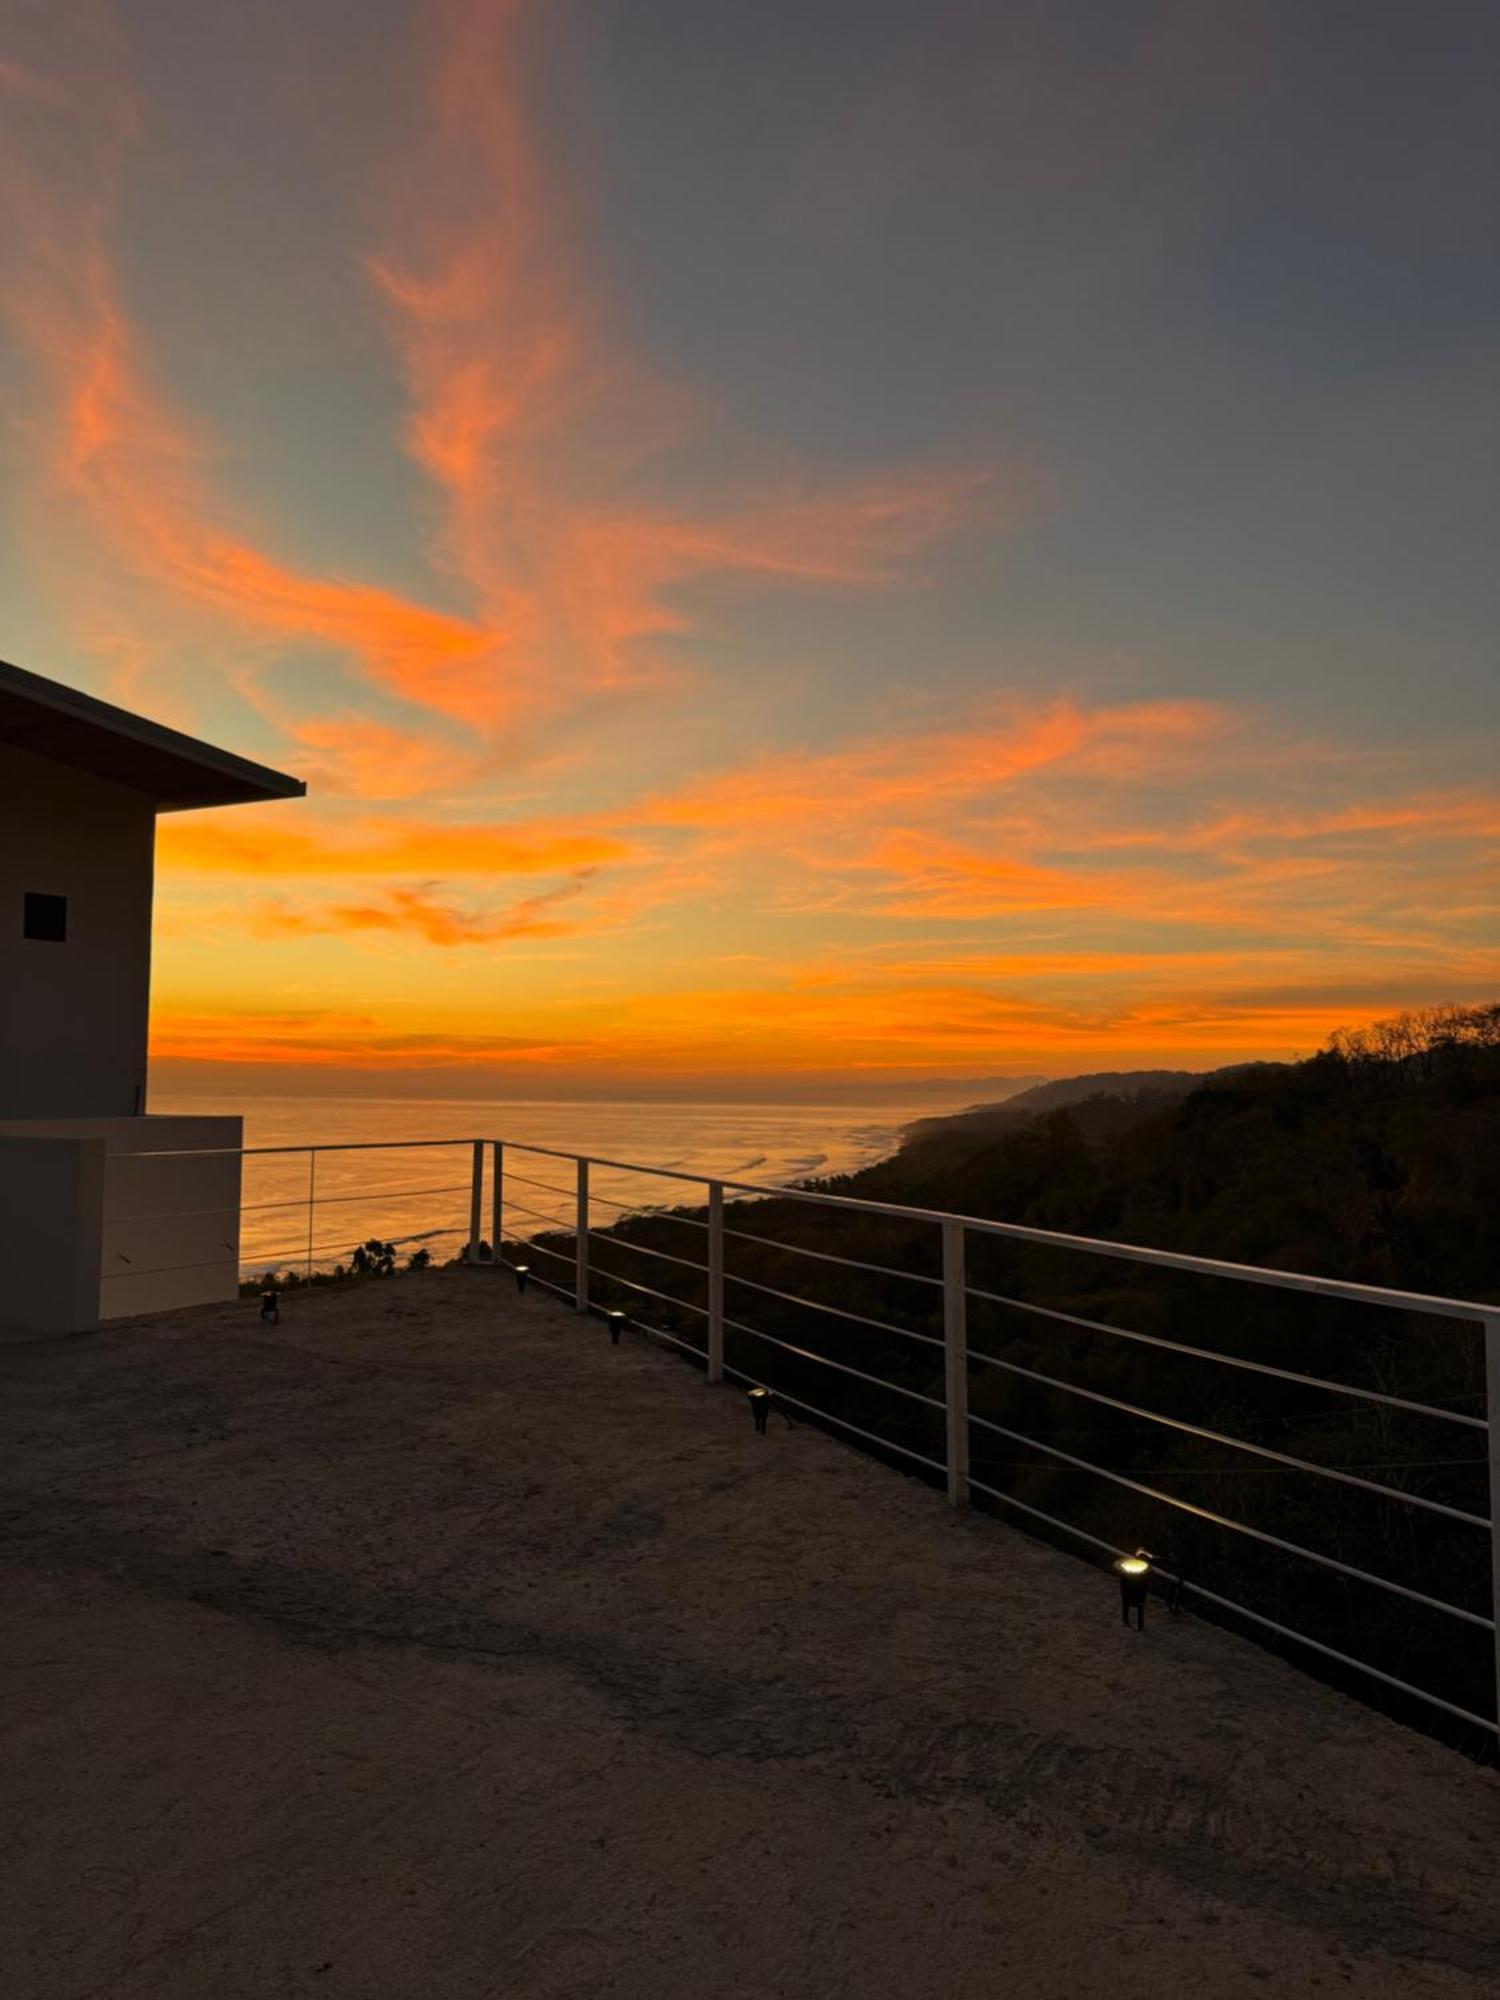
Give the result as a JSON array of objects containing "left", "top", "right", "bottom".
[{"left": 150, "top": 1092, "right": 945, "bottom": 1275}]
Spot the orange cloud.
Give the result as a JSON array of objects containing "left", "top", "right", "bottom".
[
  {"left": 617, "top": 696, "right": 1497, "bottom": 959},
  {"left": 0, "top": 58, "right": 75, "bottom": 107},
  {"left": 641, "top": 698, "right": 1230, "bottom": 835},
  {"left": 6, "top": 0, "right": 999, "bottom": 789},
  {"left": 56, "top": 310, "right": 504, "bottom": 723},
  {"left": 1134, "top": 793, "right": 1500, "bottom": 856},
  {"left": 368, "top": 0, "right": 1003, "bottom": 703},
  {"left": 249, "top": 878, "right": 593, "bottom": 946},
  {"left": 0, "top": 38, "right": 513, "bottom": 733},
  {"left": 265, "top": 717, "right": 490, "bottom": 802},
  {"left": 157, "top": 810, "right": 630, "bottom": 879}
]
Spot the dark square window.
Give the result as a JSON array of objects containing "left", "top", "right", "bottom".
[{"left": 23, "top": 892, "right": 67, "bottom": 942}]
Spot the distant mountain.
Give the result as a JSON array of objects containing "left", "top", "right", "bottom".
[
  {"left": 901, "top": 1065, "right": 1239, "bottom": 1147},
  {"left": 700, "top": 1074, "right": 1050, "bottom": 1108},
  {"left": 840, "top": 1074, "right": 1048, "bottom": 1106},
  {"left": 1000, "top": 1068, "right": 1207, "bottom": 1113},
  {"left": 934, "top": 1060, "right": 1290, "bottom": 1121}
]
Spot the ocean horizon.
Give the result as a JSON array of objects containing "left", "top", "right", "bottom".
[{"left": 150, "top": 1090, "right": 959, "bottom": 1273}]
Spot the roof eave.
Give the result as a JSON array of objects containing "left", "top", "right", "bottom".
[{"left": 0, "top": 658, "right": 306, "bottom": 811}]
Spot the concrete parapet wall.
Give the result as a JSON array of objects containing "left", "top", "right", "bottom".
[
  {"left": 101, "top": 1117, "right": 243, "bottom": 1318},
  {"left": 0, "top": 1115, "right": 242, "bottom": 1326},
  {"left": 0, "top": 1134, "right": 105, "bottom": 1336}
]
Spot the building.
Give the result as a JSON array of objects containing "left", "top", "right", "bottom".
[{"left": 0, "top": 659, "right": 304, "bottom": 1334}]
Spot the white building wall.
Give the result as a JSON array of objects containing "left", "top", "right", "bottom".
[
  {"left": 0, "top": 742, "right": 155, "bottom": 1119},
  {"left": 0, "top": 1116, "right": 242, "bottom": 1328}
]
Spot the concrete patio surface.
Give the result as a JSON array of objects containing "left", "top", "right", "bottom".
[{"left": 3, "top": 1270, "right": 1498, "bottom": 1998}]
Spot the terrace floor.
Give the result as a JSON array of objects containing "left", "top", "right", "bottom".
[{"left": 3, "top": 1272, "right": 1499, "bottom": 1999}]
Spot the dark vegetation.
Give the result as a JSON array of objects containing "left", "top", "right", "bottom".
[
  {"left": 515, "top": 1004, "right": 1500, "bottom": 1748},
  {"left": 238, "top": 1236, "right": 437, "bottom": 1296}
]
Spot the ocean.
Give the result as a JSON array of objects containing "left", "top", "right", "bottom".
[{"left": 149, "top": 1092, "right": 947, "bottom": 1275}]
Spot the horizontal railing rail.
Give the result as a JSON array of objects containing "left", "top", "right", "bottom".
[
  {"left": 121, "top": 1134, "right": 1499, "bottom": 1323},
  {"left": 105, "top": 1129, "right": 1500, "bottom": 1744}
]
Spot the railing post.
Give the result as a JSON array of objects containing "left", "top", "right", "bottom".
[
  {"left": 467, "top": 1141, "right": 484, "bottom": 1262},
  {"left": 943, "top": 1218, "right": 969, "bottom": 1508},
  {"left": 490, "top": 1141, "right": 503, "bottom": 1259},
  {"left": 707, "top": 1181, "right": 724, "bottom": 1382},
  {"left": 575, "top": 1157, "right": 589, "bottom": 1312},
  {"left": 305, "top": 1150, "right": 316, "bottom": 1280},
  {"left": 1485, "top": 1315, "right": 1500, "bottom": 1732}
]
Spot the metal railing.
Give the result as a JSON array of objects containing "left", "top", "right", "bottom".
[{"left": 107, "top": 1131, "right": 1500, "bottom": 1743}]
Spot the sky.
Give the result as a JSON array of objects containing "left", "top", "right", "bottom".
[{"left": 2, "top": 0, "right": 1496, "bottom": 1099}]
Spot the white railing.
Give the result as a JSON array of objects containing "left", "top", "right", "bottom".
[{"left": 107, "top": 1132, "right": 1500, "bottom": 1744}]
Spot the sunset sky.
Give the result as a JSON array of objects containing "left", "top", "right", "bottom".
[{"left": 3, "top": 0, "right": 1496, "bottom": 1097}]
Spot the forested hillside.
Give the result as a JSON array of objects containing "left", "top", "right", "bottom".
[{"left": 863, "top": 1011, "right": 1499, "bottom": 1300}]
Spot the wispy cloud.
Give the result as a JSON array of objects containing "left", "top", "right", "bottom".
[
  {"left": 639, "top": 698, "right": 1228, "bottom": 835},
  {"left": 366, "top": 0, "right": 1003, "bottom": 709},
  {"left": 0, "top": 35, "right": 506, "bottom": 741},
  {"left": 249, "top": 876, "right": 595, "bottom": 946},
  {"left": 4, "top": 1, "right": 998, "bottom": 776},
  {"left": 627, "top": 696, "right": 1498, "bottom": 953}
]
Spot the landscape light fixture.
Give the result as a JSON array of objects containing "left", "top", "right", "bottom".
[
  {"left": 514, "top": 1264, "right": 530, "bottom": 1295},
  {"left": 747, "top": 1386, "right": 771, "bottom": 1435},
  {"left": 605, "top": 1309, "right": 627, "bottom": 1345},
  {"left": 1115, "top": 1551, "right": 1152, "bottom": 1630},
  {"left": 259, "top": 1289, "right": 279, "bottom": 1325}
]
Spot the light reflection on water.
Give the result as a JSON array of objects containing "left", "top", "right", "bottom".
[{"left": 150, "top": 1094, "right": 941, "bottom": 1275}]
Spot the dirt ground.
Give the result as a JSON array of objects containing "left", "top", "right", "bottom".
[{"left": 3, "top": 1270, "right": 1499, "bottom": 1999}]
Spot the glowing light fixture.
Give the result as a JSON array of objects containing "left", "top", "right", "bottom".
[
  {"left": 1115, "top": 1551, "right": 1152, "bottom": 1630},
  {"left": 605, "top": 1309, "right": 627, "bottom": 1345},
  {"left": 747, "top": 1386, "right": 771, "bottom": 1435},
  {"left": 514, "top": 1264, "right": 531, "bottom": 1295}
]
